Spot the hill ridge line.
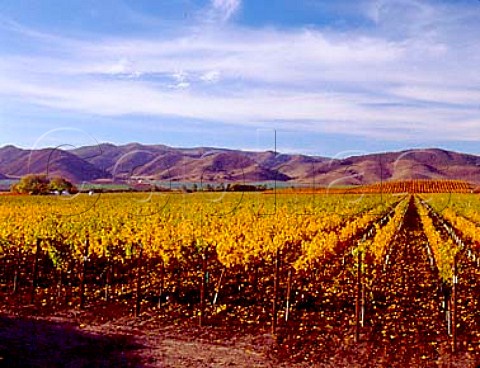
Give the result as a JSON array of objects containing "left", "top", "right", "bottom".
[{"left": 0, "top": 144, "right": 478, "bottom": 185}]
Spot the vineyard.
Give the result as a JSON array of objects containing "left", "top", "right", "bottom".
[
  {"left": 1, "top": 190, "right": 480, "bottom": 366},
  {"left": 351, "top": 179, "right": 474, "bottom": 194},
  {"left": 272, "top": 179, "right": 474, "bottom": 195}
]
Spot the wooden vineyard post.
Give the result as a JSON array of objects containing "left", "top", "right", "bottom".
[
  {"left": 13, "top": 249, "right": 20, "bottom": 294},
  {"left": 135, "top": 243, "right": 144, "bottom": 317},
  {"left": 355, "top": 250, "right": 362, "bottom": 343},
  {"left": 272, "top": 248, "right": 281, "bottom": 336},
  {"left": 80, "top": 237, "right": 90, "bottom": 309},
  {"left": 176, "top": 263, "right": 182, "bottom": 300},
  {"left": 31, "top": 238, "right": 41, "bottom": 304},
  {"left": 451, "top": 253, "right": 458, "bottom": 354},
  {"left": 444, "top": 282, "right": 451, "bottom": 336},
  {"left": 199, "top": 252, "right": 208, "bottom": 327},
  {"left": 57, "top": 268, "right": 63, "bottom": 299},
  {"left": 285, "top": 268, "right": 292, "bottom": 322},
  {"left": 253, "top": 265, "right": 259, "bottom": 294},
  {"left": 65, "top": 262, "right": 72, "bottom": 305},
  {"left": 361, "top": 269, "right": 366, "bottom": 328},
  {"left": 0, "top": 256, "right": 4, "bottom": 286},
  {"left": 110, "top": 261, "right": 116, "bottom": 302},
  {"left": 447, "top": 296, "right": 451, "bottom": 336},
  {"left": 158, "top": 259, "right": 164, "bottom": 309},
  {"left": 104, "top": 259, "right": 111, "bottom": 302},
  {"left": 212, "top": 267, "right": 225, "bottom": 306}
]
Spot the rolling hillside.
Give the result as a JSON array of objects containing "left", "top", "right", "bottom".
[
  {"left": 0, "top": 145, "right": 106, "bottom": 183},
  {"left": 0, "top": 144, "right": 479, "bottom": 185}
]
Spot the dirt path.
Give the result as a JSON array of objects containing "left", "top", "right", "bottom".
[
  {"left": 368, "top": 196, "right": 453, "bottom": 366},
  {"left": 0, "top": 307, "right": 301, "bottom": 368}
]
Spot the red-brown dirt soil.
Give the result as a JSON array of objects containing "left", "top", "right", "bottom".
[
  {"left": 0, "top": 301, "right": 478, "bottom": 368},
  {"left": 0, "top": 304, "right": 296, "bottom": 368}
]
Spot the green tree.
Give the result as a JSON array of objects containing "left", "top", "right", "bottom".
[
  {"left": 12, "top": 174, "right": 50, "bottom": 195},
  {"left": 11, "top": 175, "right": 76, "bottom": 195},
  {"left": 48, "top": 176, "right": 76, "bottom": 193}
]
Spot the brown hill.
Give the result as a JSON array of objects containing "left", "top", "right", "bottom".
[
  {"left": 74, "top": 144, "right": 297, "bottom": 182},
  {"left": 0, "top": 146, "right": 106, "bottom": 183},
  {"left": 303, "top": 148, "right": 480, "bottom": 185},
  {"left": 0, "top": 144, "right": 479, "bottom": 185}
]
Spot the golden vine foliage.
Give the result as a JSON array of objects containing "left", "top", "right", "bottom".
[
  {"left": 363, "top": 198, "right": 408, "bottom": 263},
  {"left": 416, "top": 198, "right": 459, "bottom": 282},
  {"left": 293, "top": 197, "right": 400, "bottom": 270},
  {"left": 0, "top": 192, "right": 402, "bottom": 273}
]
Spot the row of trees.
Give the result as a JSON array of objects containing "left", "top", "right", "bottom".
[
  {"left": 181, "top": 183, "right": 268, "bottom": 193},
  {"left": 11, "top": 175, "right": 77, "bottom": 195},
  {"left": 9, "top": 175, "right": 269, "bottom": 195}
]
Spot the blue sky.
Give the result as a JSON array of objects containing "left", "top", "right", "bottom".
[{"left": 0, "top": 0, "right": 479, "bottom": 157}]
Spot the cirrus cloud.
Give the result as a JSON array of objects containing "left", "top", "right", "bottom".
[
  {"left": 210, "top": 0, "right": 241, "bottom": 22},
  {"left": 0, "top": 0, "right": 479, "bottom": 149}
]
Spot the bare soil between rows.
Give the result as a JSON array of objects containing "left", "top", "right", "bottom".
[
  {"left": 0, "top": 303, "right": 306, "bottom": 368},
  {"left": 0, "top": 296, "right": 478, "bottom": 367}
]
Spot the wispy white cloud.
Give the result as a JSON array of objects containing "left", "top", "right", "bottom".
[
  {"left": 170, "top": 70, "right": 190, "bottom": 89},
  {"left": 392, "top": 86, "right": 480, "bottom": 106},
  {"left": 200, "top": 70, "right": 221, "bottom": 84},
  {"left": 107, "top": 57, "right": 142, "bottom": 78},
  {"left": 0, "top": 16, "right": 67, "bottom": 44},
  {"left": 0, "top": 0, "right": 479, "bottom": 144},
  {"left": 209, "top": 0, "right": 241, "bottom": 23},
  {"left": 367, "top": 0, "right": 437, "bottom": 27}
]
